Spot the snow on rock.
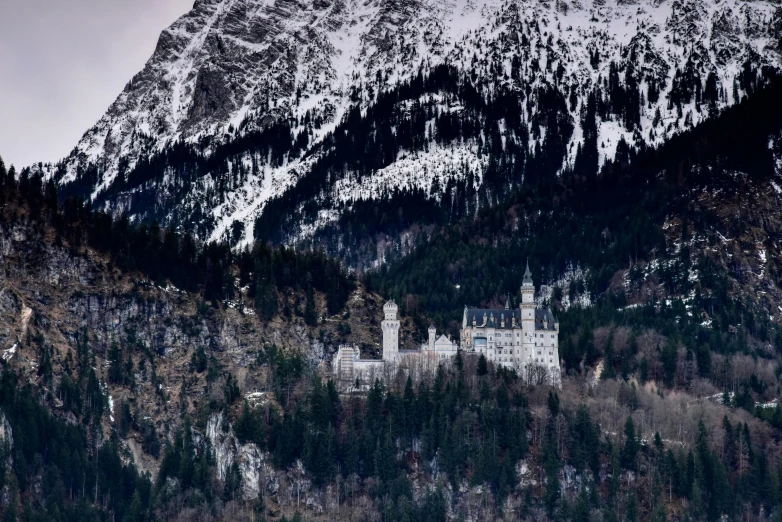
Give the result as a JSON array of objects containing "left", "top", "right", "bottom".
[
  {"left": 537, "top": 264, "right": 592, "bottom": 310},
  {"left": 2, "top": 343, "right": 17, "bottom": 362},
  {"left": 333, "top": 144, "right": 484, "bottom": 204},
  {"left": 0, "top": 413, "right": 12, "bottom": 452},
  {"left": 101, "top": 380, "right": 116, "bottom": 422},
  {"left": 50, "top": 0, "right": 782, "bottom": 244},
  {"left": 108, "top": 393, "right": 115, "bottom": 423}
]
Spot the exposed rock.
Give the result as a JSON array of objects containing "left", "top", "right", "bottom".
[
  {"left": 711, "top": 7, "right": 742, "bottom": 66},
  {"left": 0, "top": 412, "right": 13, "bottom": 451},
  {"left": 187, "top": 66, "right": 236, "bottom": 125}
]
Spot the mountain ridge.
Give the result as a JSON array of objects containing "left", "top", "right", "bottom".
[{"left": 49, "top": 0, "right": 782, "bottom": 249}]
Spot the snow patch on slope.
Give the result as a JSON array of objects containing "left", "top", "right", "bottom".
[{"left": 332, "top": 143, "right": 484, "bottom": 203}]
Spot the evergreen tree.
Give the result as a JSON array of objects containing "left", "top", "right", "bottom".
[
  {"left": 223, "top": 461, "right": 242, "bottom": 501},
  {"left": 108, "top": 343, "right": 125, "bottom": 384},
  {"left": 477, "top": 353, "right": 488, "bottom": 376},
  {"left": 305, "top": 284, "right": 318, "bottom": 326},
  {"left": 661, "top": 337, "right": 678, "bottom": 387},
  {"left": 622, "top": 416, "right": 638, "bottom": 470}
]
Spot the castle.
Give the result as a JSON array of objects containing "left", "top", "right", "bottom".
[
  {"left": 333, "top": 263, "right": 560, "bottom": 386},
  {"left": 461, "top": 263, "right": 560, "bottom": 385}
]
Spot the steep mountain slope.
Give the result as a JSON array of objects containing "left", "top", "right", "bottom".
[{"left": 52, "top": 0, "right": 781, "bottom": 250}]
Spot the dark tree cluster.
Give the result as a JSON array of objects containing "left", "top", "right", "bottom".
[
  {"left": 0, "top": 371, "right": 152, "bottom": 522},
  {"left": 210, "top": 351, "right": 782, "bottom": 522}
]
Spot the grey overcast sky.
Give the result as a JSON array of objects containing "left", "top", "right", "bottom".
[{"left": 0, "top": 0, "right": 194, "bottom": 169}]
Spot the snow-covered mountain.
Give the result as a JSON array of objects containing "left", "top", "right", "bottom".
[{"left": 53, "top": 0, "right": 782, "bottom": 249}]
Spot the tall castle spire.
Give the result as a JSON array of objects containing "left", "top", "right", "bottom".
[{"left": 523, "top": 259, "right": 533, "bottom": 287}]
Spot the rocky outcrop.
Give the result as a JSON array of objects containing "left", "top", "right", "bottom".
[
  {"left": 0, "top": 413, "right": 12, "bottom": 452},
  {"left": 205, "top": 412, "right": 269, "bottom": 500},
  {"left": 711, "top": 6, "right": 742, "bottom": 66},
  {"left": 187, "top": 67, "right": 237, "bottom": 124}
]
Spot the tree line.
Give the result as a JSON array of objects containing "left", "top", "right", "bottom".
[{"left": 0, "top": 156, "right": 355, "bottom": 320}]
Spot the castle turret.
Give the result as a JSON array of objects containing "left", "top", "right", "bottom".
[
  {"left": 428, "top": 324, "right": 436, "bottom": 351},
  {"left": 382, "top": 300, "right": 400, "bottom": 362}
]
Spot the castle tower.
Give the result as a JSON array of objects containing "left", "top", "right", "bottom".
[
  {"left": 382, "top": 300, "right": 400, "bottom": 362},
  {"left": 520, "top": 260, "right": 535, "bottom": 332}
]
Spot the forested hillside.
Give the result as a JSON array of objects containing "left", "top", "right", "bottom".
[
  {"left": 267, "top": 61, "right": 776, "bottom": 269},
  {"left": 3, "top": 78, "right": 782, "bottom": 522},
  {"left": 0, "top": 161, "right": 370, "bottom": 521},
  {"left": 370, "top": 78, "right": 782, "bottom": 334}
]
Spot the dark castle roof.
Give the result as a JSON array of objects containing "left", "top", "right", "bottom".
[
  {"left": 465, "top": 307, "right": 557, "bottom": 330},
  {"left": 534, "top": 309, "right": 557, "bottom": 330},
  {"left": 465, "top": 308, "right": 521, "bottom": 329}
]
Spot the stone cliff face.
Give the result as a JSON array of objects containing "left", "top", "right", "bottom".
[
  {"left": 51, "top": 0, "right": 782, "bottom": 247},
  {"left": 206, "top": 412, "right": 268, "bottom": 499}
]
